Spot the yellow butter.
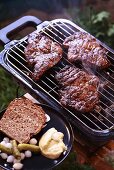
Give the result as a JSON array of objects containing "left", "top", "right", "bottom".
[{"left": 39, "top": 128, "right": 67, "bottom": 159}]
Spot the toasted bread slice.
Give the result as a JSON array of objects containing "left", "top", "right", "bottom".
[{"left": 0, "top": 97, "right": 46, "bottom": 143}]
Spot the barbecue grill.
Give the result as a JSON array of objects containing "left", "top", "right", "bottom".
[{"left": 0, "top": 16, "right": 114, "bottom": 146}]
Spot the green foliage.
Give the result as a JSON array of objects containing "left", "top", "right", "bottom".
[
  {"left": 68, "top": 7, "right": 114, "bottom": 48},
  {"left": 92, "top": 11, "right": 110, "bottom": 23},
  {"left": 104, "top": 151, "right": 114, "bottom": 168},
  {"left": 0, "top": 67, "right": 24, "bottom": 111},
  {"left": 54, "top": 152, "right": 94, "bottom": 170},
  {"left": 107, "top": 24, "right": 114, "bottom": 36}
]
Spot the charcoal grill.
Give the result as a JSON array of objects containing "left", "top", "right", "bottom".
[{"left": 0, "top": 16, "right": 114, "bottom": 145}]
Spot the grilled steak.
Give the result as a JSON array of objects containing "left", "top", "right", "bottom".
[
  {"left": 0, "top": 97, "right": 46, "bottom": 143},
  {"left": 55, "top": 65, "right": 100, "bottom": 113},
  {"left": 24, "top": 33, "right": 62, "bottom": 81},
  {"left": 55, "top": 65, "right": 81, "bottom": 86},
  {"left": 63, "top": 32, "right": 110, "bottom": 70}
]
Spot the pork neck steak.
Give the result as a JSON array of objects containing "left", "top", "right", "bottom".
[
  {"left": 55, "top": 65, "right": 100, "bottom": 113},
  {"left": 24, "top": 33, "right": 63, "bottom": 81},
  {"left": 63, "top": 32, "right": 110, "bottom": 70}
]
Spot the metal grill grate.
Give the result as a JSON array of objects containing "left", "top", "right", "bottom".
[{"left": 5, "top": 19, "right": 114, "bottom": 134}]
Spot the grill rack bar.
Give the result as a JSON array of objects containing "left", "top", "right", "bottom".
[
  {"left": 5, "top": 19, "right": 114, "bottom": 133},
  {"left": 41, "top": 23, "right": 114, "bottom": 97},
  {"left": 6, "top": 49, "right": 106, "bottom": 131}
]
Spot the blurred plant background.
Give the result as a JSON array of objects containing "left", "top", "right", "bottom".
[
  {"left": 54, "top": 152, "right": 94, "bottom": 170},
  {"left": 68, "top": 7, "right": 114, "bottom": 48},
  {"left": 104, "top": 150, "right": 114, "bottom": 168},
  {"left": 0, "top": 67, "right": 25, "bottom": 111}
]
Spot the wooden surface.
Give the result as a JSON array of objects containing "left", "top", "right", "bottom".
[{"left": 73, "top": 133, "right": 114, "bottom": 170}]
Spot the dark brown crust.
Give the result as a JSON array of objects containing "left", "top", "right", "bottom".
[
  {"left": 56, "top": 65, "right": 100, "bottom": 113},
  {"left": 55, "top": 65, "right": 81, "bottom": 86},
  {"left": 0, "top": 97, "right": 46, "bottom": 143},
  {"left": 24, "top": 33, "right": 63, "bottom": 81},
  {"left": 63, "top": 32, "right": 110, "bottom": 70}
]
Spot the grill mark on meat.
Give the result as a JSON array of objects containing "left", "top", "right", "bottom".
[
  {"left": 63, "top": 32, "right": 110, "bottom": 70},
  {"left": 55, "top": 65, "right": 81, "bottom": 86},
  {"left": 24, "top": 33, "right": 63, "bottom": 81},
  {"left": 56, "top": 65, "right": 100, "bottom": 113}
]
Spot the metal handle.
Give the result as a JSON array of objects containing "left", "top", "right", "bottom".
[{"left": 0, "top": 16, "right": 41, "bottom": 44}]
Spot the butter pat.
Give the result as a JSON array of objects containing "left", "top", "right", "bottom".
[{"left": 39, "top": 128, "right": 67, "bottom": 159}]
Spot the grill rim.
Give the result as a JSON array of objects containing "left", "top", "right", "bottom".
[
  {"left": 5, "top": 45, "right": 113, "bottom": 134},
  {"left": 0, "top": 18, "right": 114, "bottom": 141}
]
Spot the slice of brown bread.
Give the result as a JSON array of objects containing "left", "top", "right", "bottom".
[{"left": 0, "top": 97, "right": 46, "bottom": 143}]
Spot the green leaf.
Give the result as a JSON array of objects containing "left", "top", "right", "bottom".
[
  {"left": 96, "top": 32, "right": 105, "bottom": 38},
  {"left": 0, "top": 67, "right": 25, "bottom": 110},
  {"left": 104, "top": 151, "right": 114, "bottom": 168},
  {"left": 107, "top": 24, "right": 114, "bottom": 36},
  {"left": 92, "top": 11, "right": 110, "bottom": 24},
  {"left": 54, "top": 152, "right": 94, "bottom": 170}
]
